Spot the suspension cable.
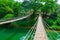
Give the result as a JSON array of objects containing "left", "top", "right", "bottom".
[
  {"left": 43, "top": 20, "right": 55, "bottom": 39},
  {"left": 23, "top": 19, "right": 38, "bottom": 40},
  {"left": 44, "top": 20, "right": 60, "bottom": 35},
  {"left": 43, "top": 20, "right": 59, "bottom": 40},
  {"left": 0, "top": 13, "right": 32, "bottom": 25}
]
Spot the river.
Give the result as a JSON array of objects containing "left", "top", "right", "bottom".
[{"left": 0, "top": 27, "right": 30, "bottom": 40}]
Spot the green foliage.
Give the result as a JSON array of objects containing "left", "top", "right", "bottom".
[
  {"left": 49, "top": 12, "right": 57, "bottom": 21},
  {"left": 45, "top": 18, "right": 54, "bottom": 26},
  {"left": 22, "top": 1, "right": 32, "bottom": 9},
  {"left": 0, "top": 0, "right": 57, "bottom": 18},
  {"left": 2, "top": 14, "right": 14, "bottom": 20},
  {"left": 0, "top": 0, "right": 59, "bottom": 28},
  {"left": 44, "top": 13, "right": 60, "bottom": 29},
  {"left": 56, "top": 19, "right": 60, "bottom": 26},
  {"left": 0, "top": 0, "right": 31, "bottom": 20},
  {"left": 39, "top": 0, "right": 57, "bottom": 18},
  {"left": 0, "top": 0, "right": 15, "bottom": 19},
  {"left": 13, "top": 14, "right": 38, "bottom": 27}
]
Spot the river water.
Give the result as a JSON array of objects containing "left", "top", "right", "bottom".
[
  {"left": 0, "top": 27, "right": 30, "bottom": 40},
  {"left": 0, "top": 25, "right": 60, "bottom": 40}
]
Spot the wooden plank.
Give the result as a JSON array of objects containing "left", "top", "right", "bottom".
[{"left": 34, "top": 15, "right": 48, "bottom": 40}]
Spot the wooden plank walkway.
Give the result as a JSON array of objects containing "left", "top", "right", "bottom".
[{"left": 34, "top": 15, "right": 48, "bottom": 40}]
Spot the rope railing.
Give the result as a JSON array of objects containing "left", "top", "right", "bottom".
[
  {"left": 0, "top": 14, "right": 28, "bottom": 22},
  {"left": 43, "top": 20, "right": 60, "bottom": 35},
  {"left": 43, "top": 20, "right": 56, "bottom": 40},
  {"left": 23, "top": 20, "right": 38, "bottom": 40},
  {"left": 0, "top": 13, "right": 32, "bottom": 25},
  {"left": 43, "top": 20, "right": 60, "bottom": 40},
  {"left": 1, "top": 12, "right": 59, "bottom": 40},
  {"left": 0, "top": 9, "right": 33, "bottom": 25}
]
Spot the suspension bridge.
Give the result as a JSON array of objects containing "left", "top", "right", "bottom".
[
  {"left": 0, "top": 13, "right": 59, "bottom": 40},
  {"left": 0, "top": 13, "right": 48, "bottom": 40}
]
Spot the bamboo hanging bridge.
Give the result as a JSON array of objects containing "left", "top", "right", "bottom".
[{"left": 0, "top": 13, "right": 48, "bottom": 40}]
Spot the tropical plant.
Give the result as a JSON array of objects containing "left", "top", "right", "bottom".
[{"left": 0, "top": 0, "right": 31, "bottom": 20}]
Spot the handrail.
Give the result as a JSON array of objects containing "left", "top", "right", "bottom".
[
  {"left": 43, "top": 20, "right": 56, "bottom": 40},
  {"left": 43, "top": 20, "right": 60, "bottom": 40},
  {"left": 23, "top": 20, "right": 38, "bottom": 40},
  {"left": 0, "top": 9, "right": 33, "bottom": 25},
  {"left": 0, "top": 13, "right": 32, "bottom": 25},
  {"left": 43, "top": 20, "right": 60, "bottom": 35}
]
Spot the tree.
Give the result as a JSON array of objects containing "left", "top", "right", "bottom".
[
  {"left": 0, "top": 0, "right": 26, "bottom": 19},
  {"left": 41, "top": 0, "right": 57, "bottom": 18}
]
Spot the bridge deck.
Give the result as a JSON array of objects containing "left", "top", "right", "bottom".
[{"left": 34, "top": 15, "right": 48, "bottom": 40}]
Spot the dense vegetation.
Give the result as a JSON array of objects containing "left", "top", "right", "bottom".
[
  {"left": 43, "top": 3, "right": 60, "bottom": 30},
  {"left": 0, "top": 0, "right": 60, "bottom": 29},
  {"left": 0, "top": 0, "right": 60, "bottom": 40},
  {"left": 0, "top": 0, "right": 39, "bottom": 27},
  {"left": 0, "top": 0, "right": 32, "bottom": 21}
]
